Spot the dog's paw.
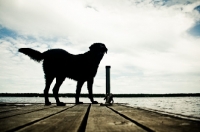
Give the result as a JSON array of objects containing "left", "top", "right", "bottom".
[
  {"left": 92, "top": 101, "right": 98, "bottom": 104},
  {"left": 76, "top": 101, "right": 83, "bottom": 104},
  {"left": 57, "top": 102, "right": 66, "bottom": 106},
  {"left": 45, "top": 101, "right": 52, "bottom": 106}
]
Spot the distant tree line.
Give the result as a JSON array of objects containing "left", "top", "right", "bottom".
[{"left": 0, "top": 93, "right": 200, "bottom": 97}]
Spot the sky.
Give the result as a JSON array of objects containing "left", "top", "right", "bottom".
[{"left": 0, "top": 0, "right": 200, "bottom": 94}]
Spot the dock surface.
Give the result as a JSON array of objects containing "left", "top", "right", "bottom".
[{"left": 0, "top": 103, "right": 199, "bottom": 132}]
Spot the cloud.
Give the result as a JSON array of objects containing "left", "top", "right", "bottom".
[{"left": 0, "top": 0, "right": 200, "bottom": 94}]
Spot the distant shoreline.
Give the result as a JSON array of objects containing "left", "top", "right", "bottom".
[{"left": 0, "top": 93, "right": 200, "bottom": 97}]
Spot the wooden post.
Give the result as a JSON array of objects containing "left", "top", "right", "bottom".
[{"left": 106, "top": 66, "right": 111, "bottom": 94}]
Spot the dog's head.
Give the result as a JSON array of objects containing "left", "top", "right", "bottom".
[{"left": 89, "top": 43, "right": 108, "bottom": 56}]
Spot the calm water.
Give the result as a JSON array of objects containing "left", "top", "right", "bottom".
[{"left": 0, "top": 97, "right": 200, "bottom": 118}]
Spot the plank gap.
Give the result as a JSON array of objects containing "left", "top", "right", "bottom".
[
  {"left": 6, "top": 105, "right": 76, "bottom": 132},
  {"left": 107, "top": 106, "right": 155, "bottom": 132},
  {"left": 78, "top": 104, "right": 91, "bottom": 132}
]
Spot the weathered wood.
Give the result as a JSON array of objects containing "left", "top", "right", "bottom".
[
  {"left": 108, "top": 105, "right": 200, "bottom": 132},
  {"left": 1, "top": 103, "right": 199, "bottom": 132},
  {"left": 0, "top": 105, "right": 74, "bottom": 132},
  {"left": 0, "top": 104, "right": 54, "bottom": 119},
  {"left": 86, "top": 104, "right": 146, "bottom": 132},
  {"left": 0, "top": 105, "right": 19, "bottom": 113},
  {"left": 18, "top": 104, "right": 89, "bottom": 132}
]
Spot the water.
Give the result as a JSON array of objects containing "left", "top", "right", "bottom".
[{"left": 0, "top": 97, "right": 200, "bottom": 119}]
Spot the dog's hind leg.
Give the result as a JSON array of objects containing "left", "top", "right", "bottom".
[
  {"left": 75, "top": 80, "right": 85, "bottom": 104},
  {"left": 53, "top": 76, "right": 65, "bottom": 106},
  {"left": 44, "top": 75, "right": 54, "bottom": 105}
]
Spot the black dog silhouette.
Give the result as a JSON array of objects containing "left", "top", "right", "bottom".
[{"left": 19, "top": 43, "right": 107, "bottom": 106}]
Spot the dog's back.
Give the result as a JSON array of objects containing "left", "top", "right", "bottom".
[{"left": 42, "top": 49, "right": 98, "bottom": 81}]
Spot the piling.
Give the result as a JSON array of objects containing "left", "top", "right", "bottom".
[{"left": 106, "top": 66, "right": 111, "bottom": 94}]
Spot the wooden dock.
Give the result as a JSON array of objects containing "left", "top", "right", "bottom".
[{"left": 0, "top": 103, "right": 200, "bottom": 132}]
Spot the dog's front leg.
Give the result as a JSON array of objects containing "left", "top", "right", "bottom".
[
  {"left": 75, "top": 80, "right": 85, "bottom": 104},
  {"left": 87, "top": 78, "right": 98, "bottom": 104}
]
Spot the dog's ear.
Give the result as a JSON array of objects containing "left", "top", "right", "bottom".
[
  {"left": 89, "top": 44, "right": 97, "bottom": 51},
  {"left": 89, "top": 43, "right": 108, "bottom": 54}
]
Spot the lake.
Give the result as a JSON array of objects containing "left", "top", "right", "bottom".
[{"left": 0, "top": 97, "right": 200, "bottom": 119}]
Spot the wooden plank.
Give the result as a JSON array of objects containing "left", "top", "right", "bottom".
[
  {"left": 18, "top": 104, "right": 89, "bottom": 132},
  {"left": 109, "top": 105, "right": 200, "bottom": 132},
  {"left": 0, "top": 103, "right": 31, "bottom": 112},
  {"left": 0, "top": 104, "right": 54, "bottom": 119},
  {"left": 0, "top": 105, "right": 20, "bottom": 113},
  {"left": 0, "top": 105, "right": 74, "bottom": 132},
  {"left": 86, "top": 104, "right": 146, "bottom": 132}
]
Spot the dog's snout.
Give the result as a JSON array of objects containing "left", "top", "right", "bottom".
[{"left": 103, "top": 46, "right": 108, "bottom": 54}]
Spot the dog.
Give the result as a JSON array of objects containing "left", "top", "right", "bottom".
[{"left": 19, "top": 43, "right": 107, "bottom": 106}]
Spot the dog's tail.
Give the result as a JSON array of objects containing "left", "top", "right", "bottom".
[{"left": 18, "top": 48, "right": 43, "bottom": 62}]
